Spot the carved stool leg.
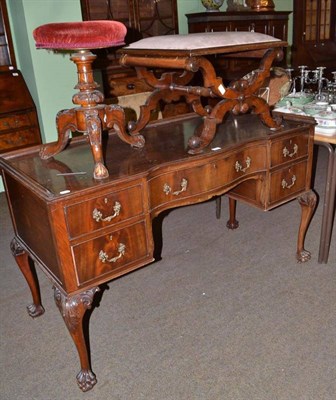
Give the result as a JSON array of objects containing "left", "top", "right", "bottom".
[
  {"left": 10, "top": 238, "right": 45, "bottom": 318},
  {"left": 85, "top": 111, "right": 109, "bottom": 180},
  {"left": 38, "top": 50, "right": 146, "bottom": 180},
  {"left": 226, "top": 197, "right": 239, "bottom": 230},
  {"left": 54, "top": 286, "right": 100, "bottom": 392},
  {"left": 39, "top": 109, "right": 77, "bottom": 160},
  {"left": 296, "top": 190, "right": 317, "bottom": 262},
  {"left": 105, "top": 104, "right": 145, "bottom": 147}
]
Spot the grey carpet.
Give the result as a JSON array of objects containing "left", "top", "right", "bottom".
[{"left": 0, "top": 145, "right": 335, "bottom": 400}]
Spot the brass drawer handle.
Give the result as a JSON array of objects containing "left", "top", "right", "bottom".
[
  {"left": 92, "top": 201, "right": 121, "bottom": 222},
  {"left": 235, "top": 156, "right": 251, "bottom": 173},
  {"left": 283, "top": 144, "right": 298, "bottom": 158},
  {"left": 282, "top": 175, "right": 297, "bottom": 189},
  {"left": 99, "top": 243, "right": 126, "bottom": 263},
  {"left": 163, "top": 178, "right": 188, "bottom": 196}
]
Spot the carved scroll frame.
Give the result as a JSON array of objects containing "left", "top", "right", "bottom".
[{"left": 120, "top": 45, "right": 284, "bottom": 154}]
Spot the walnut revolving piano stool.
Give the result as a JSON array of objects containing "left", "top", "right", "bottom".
[{"left": 33, "top": 21, "right": 145, "bottom": 180}]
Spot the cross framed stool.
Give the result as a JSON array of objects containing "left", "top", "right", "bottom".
[
  {"left": 33, "top": 21, "right": 145, "bottom": 180},
  {"left": 119, "top": 31, "right": 287, "bottom": 154}
]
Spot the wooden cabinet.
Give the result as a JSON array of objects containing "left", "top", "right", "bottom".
[
  {"left": 186, "top": 11, "right": 290, "bottom": 80},
  {"left": 80, "top": 0, "right": 178, "bottom": 99},
  {"left": 292, "top": 0, "right": 336, "bottom": 78},
  {"left": 0, "top": 70, "right": 41, "bottom": 153},
  {"left": 80, "top": 0, "right": 178, "bottom": 39},
  {"left": 0, "top": 0, "right": 16, "bottom": 70},
  {"left": 187, "top": 11, "right": 290, "bottom": 39},
  {"left": 0, "top": 1, "right": 41, "bottom": 153}
]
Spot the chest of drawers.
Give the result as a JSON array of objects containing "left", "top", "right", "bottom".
[{"left": 0, "top": 112, "right": 316, "bottom": 392}]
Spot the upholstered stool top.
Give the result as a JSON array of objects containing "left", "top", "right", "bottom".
[
  {"left": 123, "top": 31, "right": 285, "bottom": 57},
  {"left": 33, "top": 20, "right": 127, "bottom": 50}
]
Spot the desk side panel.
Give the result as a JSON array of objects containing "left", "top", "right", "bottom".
[{"left": 3, "top": 173, "right": 62, "bottom": 284}]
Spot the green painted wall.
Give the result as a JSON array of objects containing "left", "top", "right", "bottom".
[{"left": 1, "top": 0, "right": 293, "bottom": 191}]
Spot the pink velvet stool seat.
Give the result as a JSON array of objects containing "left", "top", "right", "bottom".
[
  {"left": 33, "top": 21, "right": 144, "bottom": 180},
  {"left": 33, "top": 21, "right": 127, "bottom": 49}
]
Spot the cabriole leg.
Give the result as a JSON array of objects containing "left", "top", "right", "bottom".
[
  {"left": 54, "top": 286, "right": 100, "bottom": 392},
  {"left": 226, "top": 197, "right": 239, "bottom": 230},
  {"left": 10, "top": 237, "right": 45, "bottom": 318},
  {"left": 296, "top": 190, "right": 317, "bottom": 262}
]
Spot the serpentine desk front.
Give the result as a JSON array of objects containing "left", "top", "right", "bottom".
[{"left": 0, "top": 113, "right": 316, "bottom": 392}]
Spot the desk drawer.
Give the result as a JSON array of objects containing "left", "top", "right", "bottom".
[
  {"left": 269, "top": 161, "right": 308, "bottom": 204},
  {"left": 270, "top": 133, "right": 309, "bottom": 167},
  {"left": 149, "top": 145, "right": 266, "bottom": 209},
  {"left": 72, "top": 220, "right": 151, "bottom": 285},
  {"left": 65, "top": 184, "right": 144, "bottom": 238}
]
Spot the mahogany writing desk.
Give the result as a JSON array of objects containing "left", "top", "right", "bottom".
[{"left": 0, "top": 113, "right": 316, "bottom": 392}]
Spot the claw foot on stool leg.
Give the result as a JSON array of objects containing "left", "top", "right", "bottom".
[{"left": 93, "top": 162, "right": 109, "bottom": 180}]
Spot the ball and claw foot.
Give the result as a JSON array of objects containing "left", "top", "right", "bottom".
[
  {"left": 226, "top": 220, "right": 239, "bottom": 230},
  {"left": 131, "top": 134, "right": 145, "bottom": 148},
  {"left": 188, "top": 135, "right": 203, "bottom": 154},
  {"left": 27, "top": 303, "right": 45, "bottom": 318},
  {"left": 93, "top": 162, "right": 109, "bottom": 180},
  {"left": 296, "top": 249, "right": 311, "bottom": 263},
  {"left": 39, "top": 145, "right": 49, "bottom": 159},
  {"left": 76, "top": 369, "right": 97, "bottom": 392}
]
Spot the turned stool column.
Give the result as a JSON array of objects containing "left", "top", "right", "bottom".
[{"left": 33, "top": 21, "right": 144, "bottom": 180}]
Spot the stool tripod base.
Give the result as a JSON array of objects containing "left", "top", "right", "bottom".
[
  {"left": 40, "top": 106, "right": 145, "bottom": 180},
  {"left": 37, "top": 47, "right": 145, "bottom": 180}
]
